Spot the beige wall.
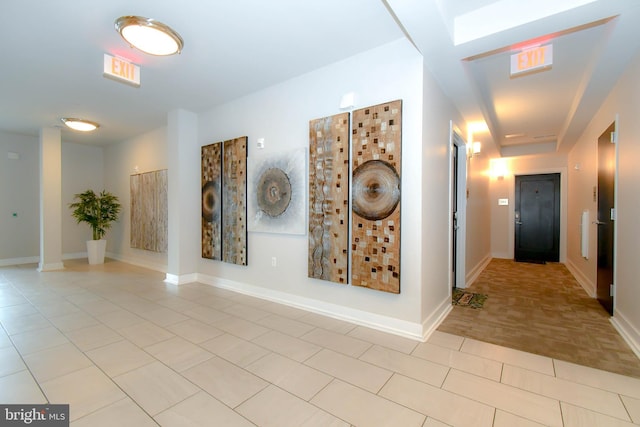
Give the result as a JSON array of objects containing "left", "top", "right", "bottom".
[
  {"left": 568, "top": 50, "right": 640, "bottom": 355},
  {"left": 489, "top": 153, "right": 568, "bottom": 260},
  {"left": 464, "top": 151, "right": 492, "bottom": 285}
]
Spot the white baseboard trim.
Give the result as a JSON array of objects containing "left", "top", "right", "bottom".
[
  {"left": 38, "top": 262, "right": 65, "bottom": 272},
  {"left": 466, "top": 254, "right": 491, "bottom": 287},
  {"left": 565, "top": 259, "right": 595, "bottom": 297},
  {"left": 165, "top": 273, "right": 198, "bottom": 286},
  {"left": 611, "top": 311, "right": 640, "bottom": 361},
  {"left": 491, "top": 252, "right": 511, "bottom": 260},
  {"left": 197, "top": 272, "right": 425, "bottom": 341},
  {"left": 106, "top": 252, "right": 168, "bottom": 274},
  {"left": 0, "top": 256, "right": 40, "bottom": 267},
  {"left": 421, "top": 297, "right": 453, "bottom": 341},
  {"left": 63, "top": 252, "right": 87, "bottom": 260}
]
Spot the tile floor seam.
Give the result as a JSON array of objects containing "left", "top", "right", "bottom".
[
  {"left": 442, "top": 367, "right": 564, "bottom": 426},
  {"left": 499, "top": 375, "right": 633, "bottom": 423},
  {"left": 376, "top": 373, "right": 463, "bottom": 423}
]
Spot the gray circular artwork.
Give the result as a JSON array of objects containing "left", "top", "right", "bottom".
[
  {"left": 201, "top": 180, "right": 219, "bottom": 222},
  {"left": 257, "top": 168, "right": 292, "bottom": 217},
  {"left": 352, "top": 159, "right": 400, "bottom": 220}
]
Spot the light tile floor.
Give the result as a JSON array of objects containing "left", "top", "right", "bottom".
[{"left": 1, "top": 260, "right": 639, "bottom": 426}]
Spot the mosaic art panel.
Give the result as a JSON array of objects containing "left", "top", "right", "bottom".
[
  {"left": 201, "top": 142, "right": 222, "bottom": 260},
  {"left": 308, "top": 112, "right": 350, "bottom": 284},
  {"left": 351, "top": 100, "right": 402, "bottom": 293},
  {"left": 130, "top": 169, "right": 168, "bottom": 253},
  {"left": 222, "top": 136, "right": 248, "bottom": 265},
  {"left": 248, "top": 148, "right": 306, "bottom": 235}
]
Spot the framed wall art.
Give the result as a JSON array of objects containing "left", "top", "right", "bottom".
[
  {"left": 130, "top": 169, "right": 168, "bottom": 253},
  {"left": 248, "top": 147, "right": 306, "bottom": 235},
  {"left": 351, "top": 100, "right": 402, "bottom": 293},
  {"left": 222, "top": 137, "right": 248, "bottom": 265},
  {"left": 201, "top": 142, "right": 222, "bottom": 260},
  {"left": 201, "top": 136, "right": 248, "bottom": 265},
  {"left": 308, "top": 112, "right": 350, "bottom": 284}
]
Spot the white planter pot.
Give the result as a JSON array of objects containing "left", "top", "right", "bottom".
[{"left": 87, "top": 239, "right": 107, "bottom": 265}]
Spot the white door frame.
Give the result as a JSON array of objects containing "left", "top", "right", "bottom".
[{"left": 449, "top": 121, "right": 467, "bottom": 289}]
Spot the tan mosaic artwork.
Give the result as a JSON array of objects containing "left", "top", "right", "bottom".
[{"left": 351, "top": 100, "right": 402, "bottom": 293}]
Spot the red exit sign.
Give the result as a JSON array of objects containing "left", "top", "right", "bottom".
[{"left": 510, "top": 44, "right": 553, "bottom": 76}]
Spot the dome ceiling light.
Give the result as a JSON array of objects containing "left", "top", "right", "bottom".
[
  {"left": 60, "top": 118, "right": 100, "bottom": 132},
  {"left": 115, "top": 16, "right": 184, "bottom": 56}
]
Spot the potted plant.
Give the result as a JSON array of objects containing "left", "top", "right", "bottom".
[{"left": 69, "top": 189, "right": 121, "bottom": 264}]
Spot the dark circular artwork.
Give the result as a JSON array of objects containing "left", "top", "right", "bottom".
[
  {"left": 352, "top": 160, "right": 400, "bottom": 221},
  {"left": 201, "top": 180, "right": 220, "bottom": 222},
  {"left": 257, "top": 167, "right": 292, "bottom": 217}
]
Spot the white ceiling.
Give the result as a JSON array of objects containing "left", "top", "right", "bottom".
[{"left": 3, "top": 0, "right": 640, "bottom": 156}]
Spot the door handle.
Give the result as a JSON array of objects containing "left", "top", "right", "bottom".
[
  {"left": 515, "top": 221, "right": 523, "bottom": 225},
  {"left": 593, "top": 220, "right": 604, "bottom": 225}
]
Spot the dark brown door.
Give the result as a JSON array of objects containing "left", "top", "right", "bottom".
[
  {"left": 451, "top": 143, "right": 458, "bottom": 289},
  {"left": 514, "top": 173, "right": 560, "bottom": 263},
  {"left": 596, "top": 122, "right": 616, "bottom": 315}
]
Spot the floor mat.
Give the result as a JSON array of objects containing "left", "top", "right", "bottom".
[{"left": 452, "top": 289, "right": 487, "bottom": 309}]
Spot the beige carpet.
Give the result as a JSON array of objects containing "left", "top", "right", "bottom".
[{"left": 438, "top": 258, "right": 640, "bottom": 378}]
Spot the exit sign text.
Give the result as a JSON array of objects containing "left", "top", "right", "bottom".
[
  {"left": 510, "top": 44, "right": 553, "bottom": 77},
  {"left": 103, "top": 54, "right": 140, "bottom": 87}
]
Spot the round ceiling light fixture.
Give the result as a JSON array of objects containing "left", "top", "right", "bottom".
[
  {"left": 115, "top": 16, "right": 183, "bottom": 56},
  {"left": 60, "top": 118, "right": 100, "bottom": 132}
]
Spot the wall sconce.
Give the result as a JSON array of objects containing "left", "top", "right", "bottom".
[
  {"left": 490, "top": 158, "right": 509, "bottom": 180},
  {"left": 468, "top": 141, "right": 481, "bottom": 158}
]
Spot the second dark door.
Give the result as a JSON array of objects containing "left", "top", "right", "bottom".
[
  {"left": 514, "top": 173, "right": 560, "bottom": 263},
  {"left": 596, "top": 122, "right": 616, "bottom": 315}
]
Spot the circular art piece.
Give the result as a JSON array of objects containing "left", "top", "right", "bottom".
[
  {"left": 257, "top": 167, "right": 292, "bottom": 217},
  {"left": 352, "top": 160, "right": 400, "bottom": 221},
  {"left": 201, "top": 180, "right": 220, "bottom": 222}
]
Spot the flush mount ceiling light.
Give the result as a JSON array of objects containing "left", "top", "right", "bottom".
[
  {"left": 115, "top": 16, "right": 183, "bottom": 56},
  {"left": 61, "top": 118, "right": 100, "bottom": 132}
]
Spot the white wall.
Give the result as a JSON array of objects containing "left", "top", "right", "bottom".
[
  {"left": 104, "top": 127, "right": 168, "bottom": 272},
  {"left": 419, "top": 61, "right": 467, "bottom": 331},
  {"left": 196, "top": 39, "right": 429, "bottom": 338},
  {"left": 568, "top": 50, "right": 640, "bottom": 356},
  {"left": 62, "top": 142, "right": 104, "bottom": 255},
  {"left": 0, "top": 132, "right": 105, "bottom": 264},
  {"left": 0, "top": 131, "right": 40, "bottom": 263}
]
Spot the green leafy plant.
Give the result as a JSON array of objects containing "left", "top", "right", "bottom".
[{"left": 69, "top": 190, "right": 121, "bottom": 240}]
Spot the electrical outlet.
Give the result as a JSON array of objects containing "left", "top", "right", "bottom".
[{"left": 271, "top": 257, "right": 277, "bottom": 267}]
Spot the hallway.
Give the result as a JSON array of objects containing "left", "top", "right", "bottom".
[{"left": 438, "top": 258, "right": 640, "bottom": 378}]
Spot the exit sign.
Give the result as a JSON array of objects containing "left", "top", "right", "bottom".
[
  {"left": 510, "top": 44, "right": 552, "bottom": 76},
  {"left": 103, "top": 54, "right": 140, "bottom": 87}
]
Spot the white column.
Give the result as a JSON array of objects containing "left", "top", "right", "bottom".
[
  {"left": 38, "top": 127, "right": 64, "bottom": 271},
  {"left": 166, "top": 109, "right": 199, "bottom": 284}
]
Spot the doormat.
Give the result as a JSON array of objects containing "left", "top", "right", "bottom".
[{"left": 452, "top": 289, "right": 487, "bottom": 309}]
